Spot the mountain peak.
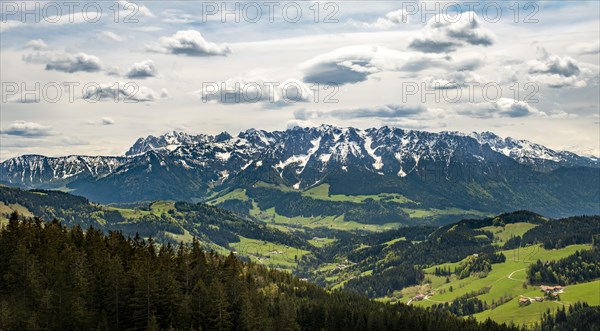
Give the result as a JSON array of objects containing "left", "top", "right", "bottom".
[
  {"left": 125, "top": 131, "right": 211, "bottom": 156},
  {"left": 215, "top": 131, "right": 233, "bottom": 142}
]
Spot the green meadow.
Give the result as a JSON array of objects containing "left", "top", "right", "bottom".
[{"left": 410, "top": 244, "right": 596, "bottom": 326}]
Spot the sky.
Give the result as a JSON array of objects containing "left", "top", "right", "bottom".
[{"left": 1, "top": 0, "right": 599, "bottom": 160}]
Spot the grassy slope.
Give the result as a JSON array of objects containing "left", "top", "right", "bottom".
[
  {"left": 481, "top": 222, "right": 538, "bottom": 246},
  {"left": 410, "top": 244, "right": 595, "bottom": 326},
  {"left": 205, "top": 183, "right": 492, "bottom": 231},
  {"left": 0, "top": 202, "right": 34, "bottom": 227},
  {"left": 250, "top": 205, "right": 402, "bottom": 232},
  {"left": 303, "top": 183, "right": 413, "bottom": 204},
  {"left": 207, "top": 188, "right": 250, "bottom": 205},
  {"left": 303, "top": 184, "right": 490, "bottom": 220},
  {"left": 0, "top": 202, "right": 33, "bottom": 217},
  {"left": 229, "top": 236, "right": 309, "bottom": 270},
  {"left": 474, "top": 280, "right": 600, "bottom": 326}
]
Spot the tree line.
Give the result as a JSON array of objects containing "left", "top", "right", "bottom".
[
  {"left": 503, "top": 216, "right": 600, "bottom": 250},
  {"left": 527, "top": 248, "right": 600, "bottom": 286}
]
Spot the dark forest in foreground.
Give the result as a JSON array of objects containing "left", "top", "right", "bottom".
[{"left": 0, "top": 212, "right": 525, "bottom": 331}]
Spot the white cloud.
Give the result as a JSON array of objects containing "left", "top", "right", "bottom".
[
  {"left": 24, "top": 39, "right": 48, "bottom": 50},
  {"left": 126, "top": 59, "right": 158, "bottom": 79},
  {"left": 494, "top": 98, "right": 543, "bottom": 117},
  {"left": 102, "top": 117, "right": 115, "bottom": 125},
  {"left": 458, "top": 98, "right": 545, "bottom": 118},
  {"left": 159, "top": 88, "right": 171, "bottom": 99},
  {"left": 425, "top": 71, "right": 483, "bottom": 89},
  {"left": 531, "top": 74, "right": 588, "bottom": 88},
  {"left": 382, "top": 118, "right": 447, "bottom": 130},
  {"left": 147, "top": 30, "right": 231, "bottom": 57},
  {"left": 199, "top": 76, "right": 312, "bottom": 106},
  {"left": 349, "top": 9, "right": 409, "bottom": 29},
  {"left": 286, "top": 119, "right": 318, "bottom": 130},
  {"left": 0, "top": 20, "right": 24, "bottom": 33},
  {"left": 529, "top": 49, "right": 581, "bottom": 77},
  {"left": 118, "top": 1, "right": 154, "bottom": 18},
  {"left": 528, "top": 47, "right": 589, "bottom": 88},
  {"left": 24, "top": 51, "right": 103, "bottom": 73},
  {"left": 99, "top": 31, "right": 126, "bottom": 42},
  {"left": 1, "top": 121, "right": 59, "bottom": 137},
  {"left": 567, "top": 42, "right": 600, "bottom": 55}
]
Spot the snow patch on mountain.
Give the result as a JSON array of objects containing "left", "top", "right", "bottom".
[{"left": 363, "top": 135, "right": 383, "bottom": 170}]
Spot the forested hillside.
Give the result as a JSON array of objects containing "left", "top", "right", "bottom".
[
  {"left": 0, "top": 185, "right": 308, "bottom": 252},
  {"left": 0, "top": 213, "right": 521, "bottom": 331}
]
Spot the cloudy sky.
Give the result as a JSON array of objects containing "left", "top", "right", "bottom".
[{"left": 1, "top": 1, "right": 599, "bottom": 160}]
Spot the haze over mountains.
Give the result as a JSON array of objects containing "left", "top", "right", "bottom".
[{"left": 1, "top": 125, "right": 598, "bottom": 220}]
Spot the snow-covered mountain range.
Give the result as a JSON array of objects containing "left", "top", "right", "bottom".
[{"left": 1, "top": 125, "right": 597, "bottom": 190}]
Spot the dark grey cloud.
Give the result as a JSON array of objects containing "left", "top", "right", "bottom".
[
  {"left": 409, "top": 12, "right": 494, "bottom": 53},
  {"left": 409, "top": 39, "right": 460, "bottom": 54},
  {"left": 1, "top": 121, "right": 59, "bottom": 137},
  {"left": 299, "top": 46, "right": 400, "bottom": 85},
  {"left": 303, "top": 60, "right": 374, "bottom": 85},
  {"left": 147, "top": 30, "right": 231, "bottom": 57},
  {"left": 126, "top": 59, "right": 158, "bottom": 79}
]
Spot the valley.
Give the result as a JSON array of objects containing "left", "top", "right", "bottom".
[{"left": 1, "top": 184, "right": 598, "bottom": 328}]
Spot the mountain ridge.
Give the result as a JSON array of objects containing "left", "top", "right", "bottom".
[
  {"left": 3, "top": 125, "right": 597, "bottom": 188},
  {"left": 1, "top": 125, "right": 598, "bottom": 220}
]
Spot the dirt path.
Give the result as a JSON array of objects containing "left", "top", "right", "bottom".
[
  {"left": 508, "top": 268, "right": 526, "bottom": 281},
  {"left": 424, "top": 296, "right": 445, "bottom": 303}
]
